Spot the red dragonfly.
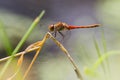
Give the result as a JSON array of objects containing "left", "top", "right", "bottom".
[{"left": 48, "top": 22, "right": 100, "bottom": 37}]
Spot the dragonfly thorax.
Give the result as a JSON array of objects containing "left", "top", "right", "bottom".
[{"left": 48, "top": 22, "right": 69, "bottom": 32}]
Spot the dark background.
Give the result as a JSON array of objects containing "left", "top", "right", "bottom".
[{"left": 0, "top": 0, "right": 99, "bottom": 23}]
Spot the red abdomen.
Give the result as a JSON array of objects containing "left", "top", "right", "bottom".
[{"left": 67, "top": 24, "right": 100, "bottom": 30}]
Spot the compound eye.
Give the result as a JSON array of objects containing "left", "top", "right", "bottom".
[{"left": 49, "top": 24, "right": 54, "bottom": 32}]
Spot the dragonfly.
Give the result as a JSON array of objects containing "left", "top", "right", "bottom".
[{"left": 48, "top": 22, "right": 100, "bottom": 37}]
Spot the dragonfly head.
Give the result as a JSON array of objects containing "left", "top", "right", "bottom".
[{"left": 48, "top": 24, "right": 54, "bottom": 32}]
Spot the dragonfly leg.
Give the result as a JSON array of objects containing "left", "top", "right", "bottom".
[
  {"left": 54, "top": 31, "right": 57, "bottom": 37},
  {"left": 58, "top": 31, "right": 64, "bottom": 38},
  {"left": 51, "top": 32, "right": 55, "bottom": 36},
  {"left": 54, "top": 27, "right": 58, "bottom": 37},
  {"left": 50, "top": 30, "right": 57, "bottom": 37}
]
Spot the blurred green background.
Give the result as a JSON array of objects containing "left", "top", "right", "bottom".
[{"left": 0, "top": 0, "right": 120, "bottom": 80}]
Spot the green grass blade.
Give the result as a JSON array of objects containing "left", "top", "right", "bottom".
[
  {"left": 101, "top": 29, "right": 107, "bottom": 52},
  {"left": 0, "top": 21, "right": 13, "bottom": 55},
  {"left": 93, "top": 37, "right": 101, "bottom": 57},
  {"left": 101, "top": 28, "right": 111, "bottom": 79},
  {"left": 0, "top": 10, "right": 45, "bottom": 79},
  {"left": 93, "top": 50, "right": 120, "bottom": 70},
  {"left": 85, "top": 50, "right": 120, "bottom": 77},
  {"left": 93, "top": 37, "right": 106, "bottom": 73},
  {"left": 11, "top": 10, "right": 45, "bottom": 55}
]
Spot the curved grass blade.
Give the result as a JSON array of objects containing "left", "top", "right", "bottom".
[
  {"left": 85, "top": 50, "right": 120, "bottom": 77},
  {"left": 93, "top": 37, "right": 106, "bottom": 74}
]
